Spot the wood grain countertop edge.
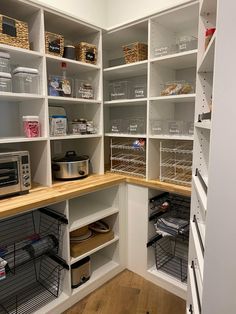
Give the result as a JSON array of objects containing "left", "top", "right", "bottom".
[{"left": 0, "top": 173, "right": 191, "bottom": 219}]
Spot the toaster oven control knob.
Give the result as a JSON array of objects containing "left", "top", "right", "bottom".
[
  {"left": 79, "top": 170, "right": 85, "bottom": 175},
  {"left": 23, "top": 175, "right": 30, "bottom": 180},
  {"left": 24, "top": 182, "right": 30, "bottom": 187}
]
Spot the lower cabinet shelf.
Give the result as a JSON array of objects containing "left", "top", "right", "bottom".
[{"left": 72, "top": 252, "right": 120, "bottom": 296}]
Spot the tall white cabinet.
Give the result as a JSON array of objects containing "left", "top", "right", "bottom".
[{"left": 187, "top": 0, "right": 236, "bottom": 313}]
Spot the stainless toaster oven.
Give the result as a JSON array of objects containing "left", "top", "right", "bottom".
[{"left": 0, "top": 150, "right": 31, "bottom": 198}]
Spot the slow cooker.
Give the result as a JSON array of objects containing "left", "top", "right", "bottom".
[{"left": 52, "top": 151, "right": 89, "bottom": 180}]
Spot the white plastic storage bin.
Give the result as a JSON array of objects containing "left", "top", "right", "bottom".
[
  {"left": 0, "top": 52, "right": 10, "bottom": 73},
  {"left": 109, "top": 81, "right": 129, "bottom": 100},
  {"left": 13, "top": 67, "right": 40, "bottom": 94},
  {"left": 177, "top": 36, "right": 198, "bottom": 53},
  {"left": 0, "top": 72, "right": 12, "bottom": 92},
  {"left": 127, "top": 117, "right": 146, "bottom": 134},
  {"left": 150, "top": 120, "right": 166, "bottom": 135},
  {"left": 167, "top": 120, "right": 184, "bottom": 136}
]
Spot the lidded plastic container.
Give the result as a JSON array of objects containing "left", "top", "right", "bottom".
[
  {"left": 50, "top": 115, "right": 67, "bottom": 136},
  {"left": 0, "top": 52, "right": 10, "bottom": 73},
  {"left": 22, "top": 115, "right": 40, "bottom": 138},
  {"left": 13, "top": 67, "right": 39, "bottom": 94},
  {"left": 0, "top": 72, "right": 12, "bottom": 92}
]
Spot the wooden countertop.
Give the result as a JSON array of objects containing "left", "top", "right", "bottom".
[{"left": 0, "top": 173, "right": 191, "bottom": 219}]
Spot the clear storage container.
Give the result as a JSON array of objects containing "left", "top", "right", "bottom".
[
  {"left": 160, "top": 80, "right": 194, "bottom": 96},
  {"left": 22, "top": 116, "right": 40, "bottom": 138},
  {"left": 0, "top": 52, "right": 10, "bottom": 73},
  {"left": 127, "top": 117, "right": 146, "bottom": 134},
  {"left": 132, "top": 83, "right": 147, "bottom": 98},
  {"left": 177, "top": 36, "right": 198, "bottom": 53},
  {"left": 110, "top": 119, "right": 123, "bottom": 133},
  {"left": 109, "top": 81, "right": 129, "bottom": 100},
  {"left": 184, "top": 121, "right": 194, "bottom": 136},
  {"left": 69, "top": 119, "right": 87, "bottom": 135},
  {"left": 0, "top": 72, "right": 12, "bottom": 92},
  {"left": 13, "top": 67, "right": 39, "bottom": 94},
  {"left": 167, "top": 120, "right": 184, "bottom": 136},
  {"left": 151, "top": 120, "right": 166, "bottom": 135},
  {"left": 75, "top": 80, "right": 94, "bottom": 99},
  {"left": 48, "top": 75, "right": 73, "bottom": 97}
]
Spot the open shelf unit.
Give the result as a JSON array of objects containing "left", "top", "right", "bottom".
[
  {"left": 103, "top": 1, "right": 199, "bottom": 183},
  {"left": 0, "top": 0, "right": 103, "bottom": 188}
]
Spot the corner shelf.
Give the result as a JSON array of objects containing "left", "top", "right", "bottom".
[{"left": 195, "top": 121, "right": 211, "bottom": 130}]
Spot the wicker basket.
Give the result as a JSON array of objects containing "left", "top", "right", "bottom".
[
  {"left": 0, "top": 14, "right": 29, "bottom": 49},
  {"left": 123, "top": 42, "right": 148, "bottom": 64},
  {"left": 76, "top": 42, "right": 97, "bottom": 64},
  {"left": 45, "top": 31, "right": 64, "bottom": 57}
]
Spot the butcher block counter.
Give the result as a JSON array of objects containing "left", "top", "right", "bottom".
[{"left": 0, "top": 173, "right": 191, "bottom": 219}]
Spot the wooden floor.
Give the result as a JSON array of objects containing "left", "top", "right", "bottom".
[{"left": 64, "top": 270, "right": 186, "bottom": 314}]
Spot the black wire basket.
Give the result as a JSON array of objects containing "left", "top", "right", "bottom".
[
  {"left": 147, "top": 193, "right": 190, "bottom": 282},
  {"left": 0, "top": 207, "right": 69, "bottom": 314}
]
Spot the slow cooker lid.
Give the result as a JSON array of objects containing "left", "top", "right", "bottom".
[{"left": 53, "top": 151, "right": 89, "bottom": 162}]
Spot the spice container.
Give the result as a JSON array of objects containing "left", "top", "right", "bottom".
[
  {"left": 0, "top": 52, "right": 10, "bottom": 73},
  {"left": 75, "top": 80, "right": 94, "bottom": 99},
  {"left": 0, "top": 72, "right": 12, "bottom": 92},
  {"left": 13, "top": 67, "right": 39, "bottom": 94},
  {"left": 205, "top": 28, "right": 216, "bottom": 50},
  {"left": 50, "top": 115, "right": 67, "bottom": 136},
  {"left": 22, "top": 116, "right": 40, "bottom": 138}
]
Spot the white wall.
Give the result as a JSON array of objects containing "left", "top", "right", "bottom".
[
  {"left": 32, "top": 0, "right": 194, "bottom": 29},
  {"left": 32, "top": 0, "right": 107, "bottom": 28},
  {"left": 105, "top": 0, "right": 192, "bottom": 29}
]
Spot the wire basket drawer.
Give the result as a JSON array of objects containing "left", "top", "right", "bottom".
[
  {"left": 152, "top": 236, "right": 188, "bottom": 282},
  {"left": 0, "top": 255, "right": 67, "bottom": 314}
]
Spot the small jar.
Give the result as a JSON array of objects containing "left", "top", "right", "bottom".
[
  {"left": 86, "top": 120, "right": 96, "bottom": 134},
  {"left": 205, "top": 28, "right": 216, "bottom": 50},
  {"left": 0, "top": 72, "right": 12, "bottom": 92},
  {"left": 23, "top": 116, "right": 40, "bottom": 138},
  {"left": 0, "top": 52, "right": 10, "bottom": 73},
  {"left": 50, "top": 115, "right": 67, "bottom": 136}
]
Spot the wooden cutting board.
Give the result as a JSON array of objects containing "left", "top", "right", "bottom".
[{"left": 70, "top": 230, "right": 114, "bottom": 258}]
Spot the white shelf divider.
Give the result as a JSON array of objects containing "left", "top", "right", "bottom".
[
  {"left": 105, "top": 133, "right": 146, "bottom": 138},
  {"left": 48, "top": 96, "right": 102, "bottom": 104},
  {"left": 149, "top": 94, "right": 196, "bottom": 103},
  {"left": 149, "top": 135, "right": 194, "bottom": 140},
  {"left": 103, "top": 60, "right": 148, "bottom": 80},
  {"left": 104, "top": 98, "right": 147, "bottom": 106},
  {"left": 50, "top": 134, "right": 102, "bottom": 141}
]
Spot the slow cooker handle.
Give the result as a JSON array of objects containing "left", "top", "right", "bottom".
[{"left": 65, "top": 151, "right": 77, "bottom": 157}]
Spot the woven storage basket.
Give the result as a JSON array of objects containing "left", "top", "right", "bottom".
[
  {"left": 0, "top": 14, "right": 29, "bottom": 49},
  {"left": 76, "top": 42, "right": 97, "bottom": 65},
  {"left": 45, "top": 31, "right": 64, "bottom": 57},
  {"left": 123, "top": 42, "right": 148, "bottom": 64}
]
